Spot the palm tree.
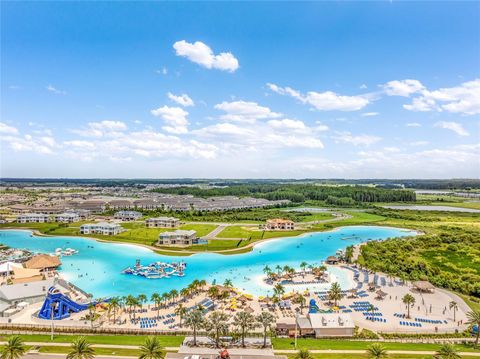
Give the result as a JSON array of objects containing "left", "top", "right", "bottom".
[
  {"left": 151, "top": 293, "right": 162, "bottom": 317},
  {"left": 180, "top": 287, "right": 189, "bottom": 299},
  {"left": 300, "top": 262, "right": 308, "bottom": 277},
  {"left": 174, "top": 304, "right": 187, "bottom": 327},
  {"left": 368, "top": 304, "right": 376, "bottom": 320},
  {"left": 108, "top": 297, "right": 121, "bottom": 324},
  {"left": 170, "top": 289, "right": 178, "bottom": 303},
  {"left": 466, "top": 309, "right": 480, "bottom": 347},
  {"left": 273, "top": 283, "right": 285, "bottom": 300},
  {"left": 263, "top": 265, "right": 272, "bottom": 275},
  {"left": 125, "top": 294, "right": 138, "bottom": 320},
  {"left": 434, "top": 343, "right": 460, "bottom": 359},
  {"left": 138, "top": 294, "right": 147, "bottom": 307},
  {"left": 256, "top": 311, "right": 276, "bottom": 348},
  {"left": 294, "top": 294, "right": 306, "bottom": 314},
  {"left": 203, "top": 311, "right": 229, "bottom": 348},
  {"left": 66, "top": 337, "right": 95, "bottom": 359},
  {"left": 88, "top": 303, "right": 96, "bottom": 329},
  {"left": 0, "top": 335, "right": 26, "bottom": 359},
  {"left": 328, "top": 282, "right": 342, "bottom": 306},
  {"left": 449, "top": 301, "right": 458, "bottom": 322},
  {"left": 184, "top": 309, "right": 205, "bottom": 346},
  {"left": 294, "top": 348, "right": 312, "bottom": 359},
  {"left": 139, "top": 336, "right": 164, "bottom": 359},
  {"left": 366, "top": 343, "right": 388, "bottom": 359},
  {"left": 208, "top": 286, "right": 220, "bottom": 308},
  {"left": 198, "top": 279, "right": 207, "bottom": 291},
  {"left": 234, "top": 311, "right": 257, "bottom": 347},
  {"left": 402, "top": 294, "right": 415, "bottom": 319},
  {"left": 275, "top": 265, "right": 283, "bottom": 276},
  {"left": 223, "top": 279, "right": 233, "bottom": 288}
]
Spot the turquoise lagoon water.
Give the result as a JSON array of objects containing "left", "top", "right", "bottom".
[{"left": 0, "top": 227, "right": 416, "bottom": 299}]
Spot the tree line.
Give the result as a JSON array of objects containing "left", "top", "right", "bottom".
[{"left": 151, "top": 184, "right": 416, "bottom": 204}]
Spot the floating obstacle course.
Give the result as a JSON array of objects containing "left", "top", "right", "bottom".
[{"left": 122, "top": 259, "right": 186, "bottom": 279}]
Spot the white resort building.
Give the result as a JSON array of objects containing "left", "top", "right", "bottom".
[
  {"left": 296, "top": 312, "right": 355, "bottom": 338},
  {"left": 114, "top": 210, "right": 142, "bottom": 221},
  {"left": 54, "top": 212, "right": 80, "bottom": 223},
  {"left": 157, "top": 229, "right": 197, "bottom": 247},
  {"left": 80, "top": 222, "right": 124, "bottom": 236},
  {"left": 145, "top": 216, "right": 180, "bottom": 228},
  {"left": 265, "top": 218, "right": 295, "bottom": 230},
  {"left": 16, "top": 213, "right": 51, "bottom": 223}
]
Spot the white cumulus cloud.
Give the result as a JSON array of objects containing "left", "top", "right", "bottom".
[
  {"left": 167, "top": 92, "right": 194, "bottom": 107},
  {"left": 0, "top": 122, "right": 19, "bottom": 135},
  {"left": 267, "top": 83, "right": 370, "bottom": 111},
  {"left": 214, "top": 101, "right": 281, "bottom": 123},
  {"left": 151, "top": 106, "right": 189, "bottom": 134},
  {"left": 382, "top": 79, "right": 425, "bottom": 97},
  {"left": 173, "top": 40, "right": 239, "bottom": 72},
  {"left": 434, "top": 121, "right": 469, "bottom": 136}
]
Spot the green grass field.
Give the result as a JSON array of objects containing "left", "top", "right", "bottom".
[
  {"left": 0, "top": 222, "right": 218, "bottom": 247},
  {"left": 0, "top": 334, "right": 185, "bottom": 347},
  {"left": 272, "top": 338, "right": 479, "bottom": 352}
]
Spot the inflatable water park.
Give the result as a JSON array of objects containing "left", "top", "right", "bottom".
[
  {"left": 38, "top": 287, "right": 93, "bottom": 320},
  {"left": 122, "top": 259, "right": 186, "bottom": 279}
]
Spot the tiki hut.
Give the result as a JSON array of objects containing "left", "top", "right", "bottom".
[
  {"left": 375, "top": 289, "right": 387, "bottom": 300},
  {"left": 244, "top": 306, "right": 255, "bottom": 314},
  {"left": 412, "top": 281, "right": 435, "bottom": 293},
  {"left": 325, "top": 256, "right": 339, "bottom": 265},
  {"left": 24, "top": 254, "right": 61, "bottom": 272}
]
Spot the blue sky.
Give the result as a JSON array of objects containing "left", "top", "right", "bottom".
[{"left": 1, "top": 2, "right": 479, "bottom": 178}]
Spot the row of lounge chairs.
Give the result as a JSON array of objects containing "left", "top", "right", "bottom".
[{"left": 400, "top": 321, "right": 423, "bottom": 327}]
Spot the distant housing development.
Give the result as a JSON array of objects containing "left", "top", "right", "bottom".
[
  {"left": 157, "top": 229, "right": 197, "bottom": 247},
  {"left": 265, "top": 218, "right": 295, "bottom": 231},
  {"left": 80, "top": 222, "right": 124, "bottom": 236},
  {"left": 145, "top": 216, "right": 180, "bottom": 228}
]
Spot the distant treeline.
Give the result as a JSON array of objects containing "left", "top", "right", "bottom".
[
  {"left": 1, "top": 178, "right": 479, "bottom": 189},
  {"left": 151, "top": 184, "right": 416, "bottom": 203}
]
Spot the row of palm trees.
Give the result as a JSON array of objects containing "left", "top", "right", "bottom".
[
  {"left": 182, "top": 307, "right": 276, "bottom": 349},
  {"left": 263, "top": 263, "right": 327, "bottom": 281},
  {"left": 0, "top": 335, "right": 164, "bottom": 359},
  {"left": 102, "top": 279, "right": 210, "bottom": 324}
]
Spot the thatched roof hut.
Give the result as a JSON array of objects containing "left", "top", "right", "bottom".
[
  {"left": 376, "top": 289, "right": 387, "bottom": 299},
  {"left": 412, "top": 281, "right": 435, "bottom": 293},
  {"left": 24, "top": 254, "right": 61, "bottom": 271}
]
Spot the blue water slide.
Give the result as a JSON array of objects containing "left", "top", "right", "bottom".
[{"left": 38, "top": 286, "right": 93, "bottom": 320}]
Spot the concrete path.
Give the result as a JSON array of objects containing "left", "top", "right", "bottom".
[{"left": 202, "top": 224, "right": 228, "bottom": 239}]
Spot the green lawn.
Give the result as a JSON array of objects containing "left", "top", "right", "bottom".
[
  {"left": 0, "top": 222, "right": 217, "bottom": 247},
  {"left": 38, "top": 345, "right": 142, "bottom": 356},
  {"left": 0, "top": 334, "right": 185, "bottom": 347},
  {"left": 272, "top": 338, "right": 479, "bottom": 352}
]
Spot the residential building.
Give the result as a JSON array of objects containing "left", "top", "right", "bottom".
[
  {"left": 296, "top": 313, "right": 355, "bottom": 337},
  {"left": 16, "top": 213, "right": 51, "bottom": 223},
  {"left": 80, "top": 222, "right": 124, "bottom": 236},
  {"left": 265, "top": 218, "right": 295, "bottom": 231},
  {"left": 114, "top": 210, "right": 142, "bottom": 221},
  {"left": 157, "top": 230, "right": 197, "bottom": 247},
  {"left": 54, "top": 212, "right": 80, "bottom": 223},
  {"left": 66, "top": 209, "right": 91, "bottom": 220},
  {"left": 145, "top": 216, "right": 180, "bottom": 228}
]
